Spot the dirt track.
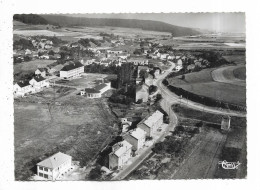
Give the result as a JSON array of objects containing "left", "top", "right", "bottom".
[{"left": 172, "top": 128, "right": 227, "bottom": 179}]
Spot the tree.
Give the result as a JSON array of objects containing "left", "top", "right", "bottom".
[{"left": 139, "top": 69, "right": 148, "bottom": 79}]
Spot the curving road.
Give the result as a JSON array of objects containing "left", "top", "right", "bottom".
[{"left": 154, "top": 63, "right": 246, "bottom": 118}]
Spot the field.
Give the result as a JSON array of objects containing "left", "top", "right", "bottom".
[
  {"left": 14, "top": 60, "right": 55, "bottom": 74},
  {"left": 170, "top": 104, "right": 246, "bottom": 179},
  {"left": 168, "top": 66, "right": 246, "bottom": 106},
  {"left": 153, "top": 34, "right": 245, "bottom": 50},
  {"left": 14, "top": 87, "right": 119, "bottom": 180}
]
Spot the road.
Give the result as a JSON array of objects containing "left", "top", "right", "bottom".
[
  {"left": 154, "top": 63, "right": 246, "bottom": 118},
  {"left": 113, "top": 62, "right": 245, "bottom": 180}
]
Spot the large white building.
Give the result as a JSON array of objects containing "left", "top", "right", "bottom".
[
  {"left": 124, "top": 128, "right": 146, "bottom": 152},
  {"left": 60, "top": 62, "right": 84, "bottom": 79},
  {"left": 137, "top": 110, "right": 164, "bottom": 137},
  {"left": 109, "top": 140, "right": 132, "bottom": 170},
  {"left": 37, "top": 152, "right": 72, "bottom": 180}
]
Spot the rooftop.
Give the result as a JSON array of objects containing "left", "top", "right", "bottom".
[
  {"left": 60, "top": 61, "right": 84, "bottom": 71},
  {"left": 16, "top": 81, "right": 30, "bottom": 88},
  {"left": 37, "top": 152, "right": 71, "bottom": 169},
  {"left": 143, "top": 110, "right": 164, "bottom": 128},
  {"left": 95, "top": 83, "right": 107, "bottom": 91},
  {"left": 128, "top": 128, "right": 146, "bottom": 140},
  {"left": 112, "top": 140, "right": 132, "bottom": 157},
  {"left": 33, "top": 75, "right": 46, "bottom": 82},
  {"left": 84, "top": 88, "right": 100, "bottom": 94}
]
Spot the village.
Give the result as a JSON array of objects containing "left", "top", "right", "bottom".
[{"left": 13, "top": 15, "right": 247, "bottom": 181}]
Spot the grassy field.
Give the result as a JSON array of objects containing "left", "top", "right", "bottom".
[
  {"left": 233, "top": 66, "right": 246, "bottom": 80},
  {"left": 223, "top": 55, "right": 246, "bottom": 64},
  {"left": 168, "top": 67, "right": 246, "bottom": 106},
  {"left": 14, "top": 87, "right": 119, "bottom": 180},
  {"left": 14, "top": 60, "right": 55, "bottom": 74}
]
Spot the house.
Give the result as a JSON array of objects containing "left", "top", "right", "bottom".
[
  {"left": 37, "top": 152, "right": 72, "bottom": 180},
  {"left": 80, "top": 88, "right": 101, "bottom": 98},
  {"left": 35, "top": 68, "right": 47, "bottom": 77},
  {"left": 107, "top": 50, "right": 123, "bottom": 55},
  {"left": 60, "top": 62, "right": 84, "bottom": 79},
  {"left": 167, "top": 55, "right": 175, "bottom": 60},
  {"left": 120, "top": 118, "right": 132, "bottom": 133},
  {"left": 29, "top": 75, "right": 49, "bottom": 90},
  {"left": 25, "top": 49, "right": 32, "bottom": 55},
  {"left": 39, "top": 55, "right": 50, "bottom": 60},
  {"left": 81, "top": 57, "right": 96, "bottom": 66},
  {"left": 194, "top": 61, "right": 202, "bottom": 67},
  {"left": 124, "top": 128, "right": 146, "bottom": 152},
  {"left": 177, "top": 59, "right": 183, "bottom": 66},
  {"left": 80, "top": 81, "right": 111, "bottom": 98},
  {"left": 137, "top": 110, "right": 164, "bottom": 137},
  {"left": 175, "top": 65, "right": 183, "bottom": 72},
  {"left": 135, "top": 84, "right": 149, "bottom": 103},
  {"left": 13, "top": 81, "right": 34, "bottom": 97},
  {"left": 100, "top": 59, "right": 112, "bottom": 67},
  {"left": 109, "top": 140, "right": 132, "bottom": 170},
  {"left": 160, "top": 53, "right": 169, "bottom": 60},
  {"left": 128, "top": 57, "right": 148, "bottom": 66}
]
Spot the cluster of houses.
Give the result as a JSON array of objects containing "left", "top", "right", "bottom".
[
  {"left": 34, "top": 109, "right": 164, "bottom": 180},
  {"left": 109, "top": 110, "right": 164, "bottom": 170},
  {"left": 13, "top": 74, "right": 50, "bottom": 97}
]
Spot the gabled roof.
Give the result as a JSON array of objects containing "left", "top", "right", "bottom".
[
  {"left": 111, "top": 140, "right": 132, "bottom": 157},
  {"left": 143, "top": 110, "right": 164, "bottom": 128},
  {"left": 16, "top": 81, "right": 30, "bottom": 88},
  {"left": 37, "top": 152, "right": 71, "bottom": 169},
  {"left": 36, "top": 68, "right": 46, "bottom": 72},
  {"left": 127, "top": 128, "right": 146, "bottom": 140},
  {"left": 84, "top": 88, "right": 100, "bottom": 93},
  {"left": 60, "top": 62, "right": 84, "bottom": 71},
  {"left": 33, "top": 75, "right": 46, "bottom": 82}
]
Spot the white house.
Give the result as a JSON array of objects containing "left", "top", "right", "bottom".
[
  {"left": 80, "top": 88, "right": 102, "bottom": 98},
  {"left": 109, "top": 140, "right": 132, "bottom": 170},
  {"left": 37, "top": 152, "right": 72, "bottom": 180},
  {"left": 29, "top": 75, "right": 49, "bottom": 90},
  {"left": 107, "top": 50, "right": 123, "bottom": 55},
  {"left": 39, "top": 55, "right": 50, "bottom": 60},
  {"left": 124, "top": 128, "right": 146, "bottom": 152},
  {"left": 177, "top": 59, "right": 183, "bottom": 66},
  {"left": 80, "top": 81, "right": 111, "bottom": 98},
  {"left": 60, "top": 62, "right": 84, "bottom": 79},
  {"left": 135, "top": 84, "right": 149, "bottom": 103},
  {"left": 35, "top": 68, "right": 47, "bottom": 77},
  {"left": 128, "top": 58, "right": 148, "bottom": 66},
  {"left": 13, "top": 81, "right": 34, "bottom": 97},
  {"left": 137, "top": 110, "right": 164, "bottom": 137},
  {"left": 160, "top": 53, "right": 169, "bottom": 60},
  {"left": 175, "top": 65, "right": 183, "bottom": 72}
]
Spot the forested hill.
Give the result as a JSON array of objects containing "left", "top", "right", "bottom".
[
  {"left": 13, "top": 14, "right": 201, "bottom": 37},
  {"left": 42, "top": 15, "right": 201, "bottom": 37},
  {"left": 13, "top": 14, "right": 48, "bottom": 25}
]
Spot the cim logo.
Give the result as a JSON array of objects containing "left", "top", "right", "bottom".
[{"left": 218, "top": 160, "right": 241, "bottom": 169}]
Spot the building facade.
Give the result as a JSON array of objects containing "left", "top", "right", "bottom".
[
  {"left": 60, "top": 62, "right": 84, "bottom": 79},
  {"left": 109, "top": 140, "right": 132, "bottom": 170},
  {"left": 124, "top": 128, "right": 146, "bottom": 152},
  {"left": 37, "top": 152, "right": 72, "bottom": 180},
  {"left": 137, "top": 110, "right": 164, "bottom": 137}
]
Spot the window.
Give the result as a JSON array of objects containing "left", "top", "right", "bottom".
[
  {"left": 39, "top": 167, "right": 43, "bottom": 170},
  {"left": 44, "top": 168, "right": 48, "bottom": 172},
  {"left": 39, "top": 172, "right": 43, "bottom": 177},
  {"left": 44, "top": 174, "right": 48, "bottom": 179}
]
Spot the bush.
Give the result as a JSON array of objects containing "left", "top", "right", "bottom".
[{"left": 87, "top": 165, "right": 102, "bottom": 180}]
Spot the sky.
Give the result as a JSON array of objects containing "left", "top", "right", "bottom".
[{"left": 69, "top": 13, "right": 245, "bottom": 33}]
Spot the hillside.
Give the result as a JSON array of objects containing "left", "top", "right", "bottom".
[
  {"left": 13, "top": 14, "right": 48, "bottom": 25},
  {"left": 41, "top": 15, "right": 200, "bottom": 37}
]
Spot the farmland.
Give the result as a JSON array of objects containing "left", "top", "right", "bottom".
[
  {"left": 14, "top": 87, "right": 119, "bottom": 180},
  {"left": 167, "top": 65, "right": 246, "bottom": 106}
]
